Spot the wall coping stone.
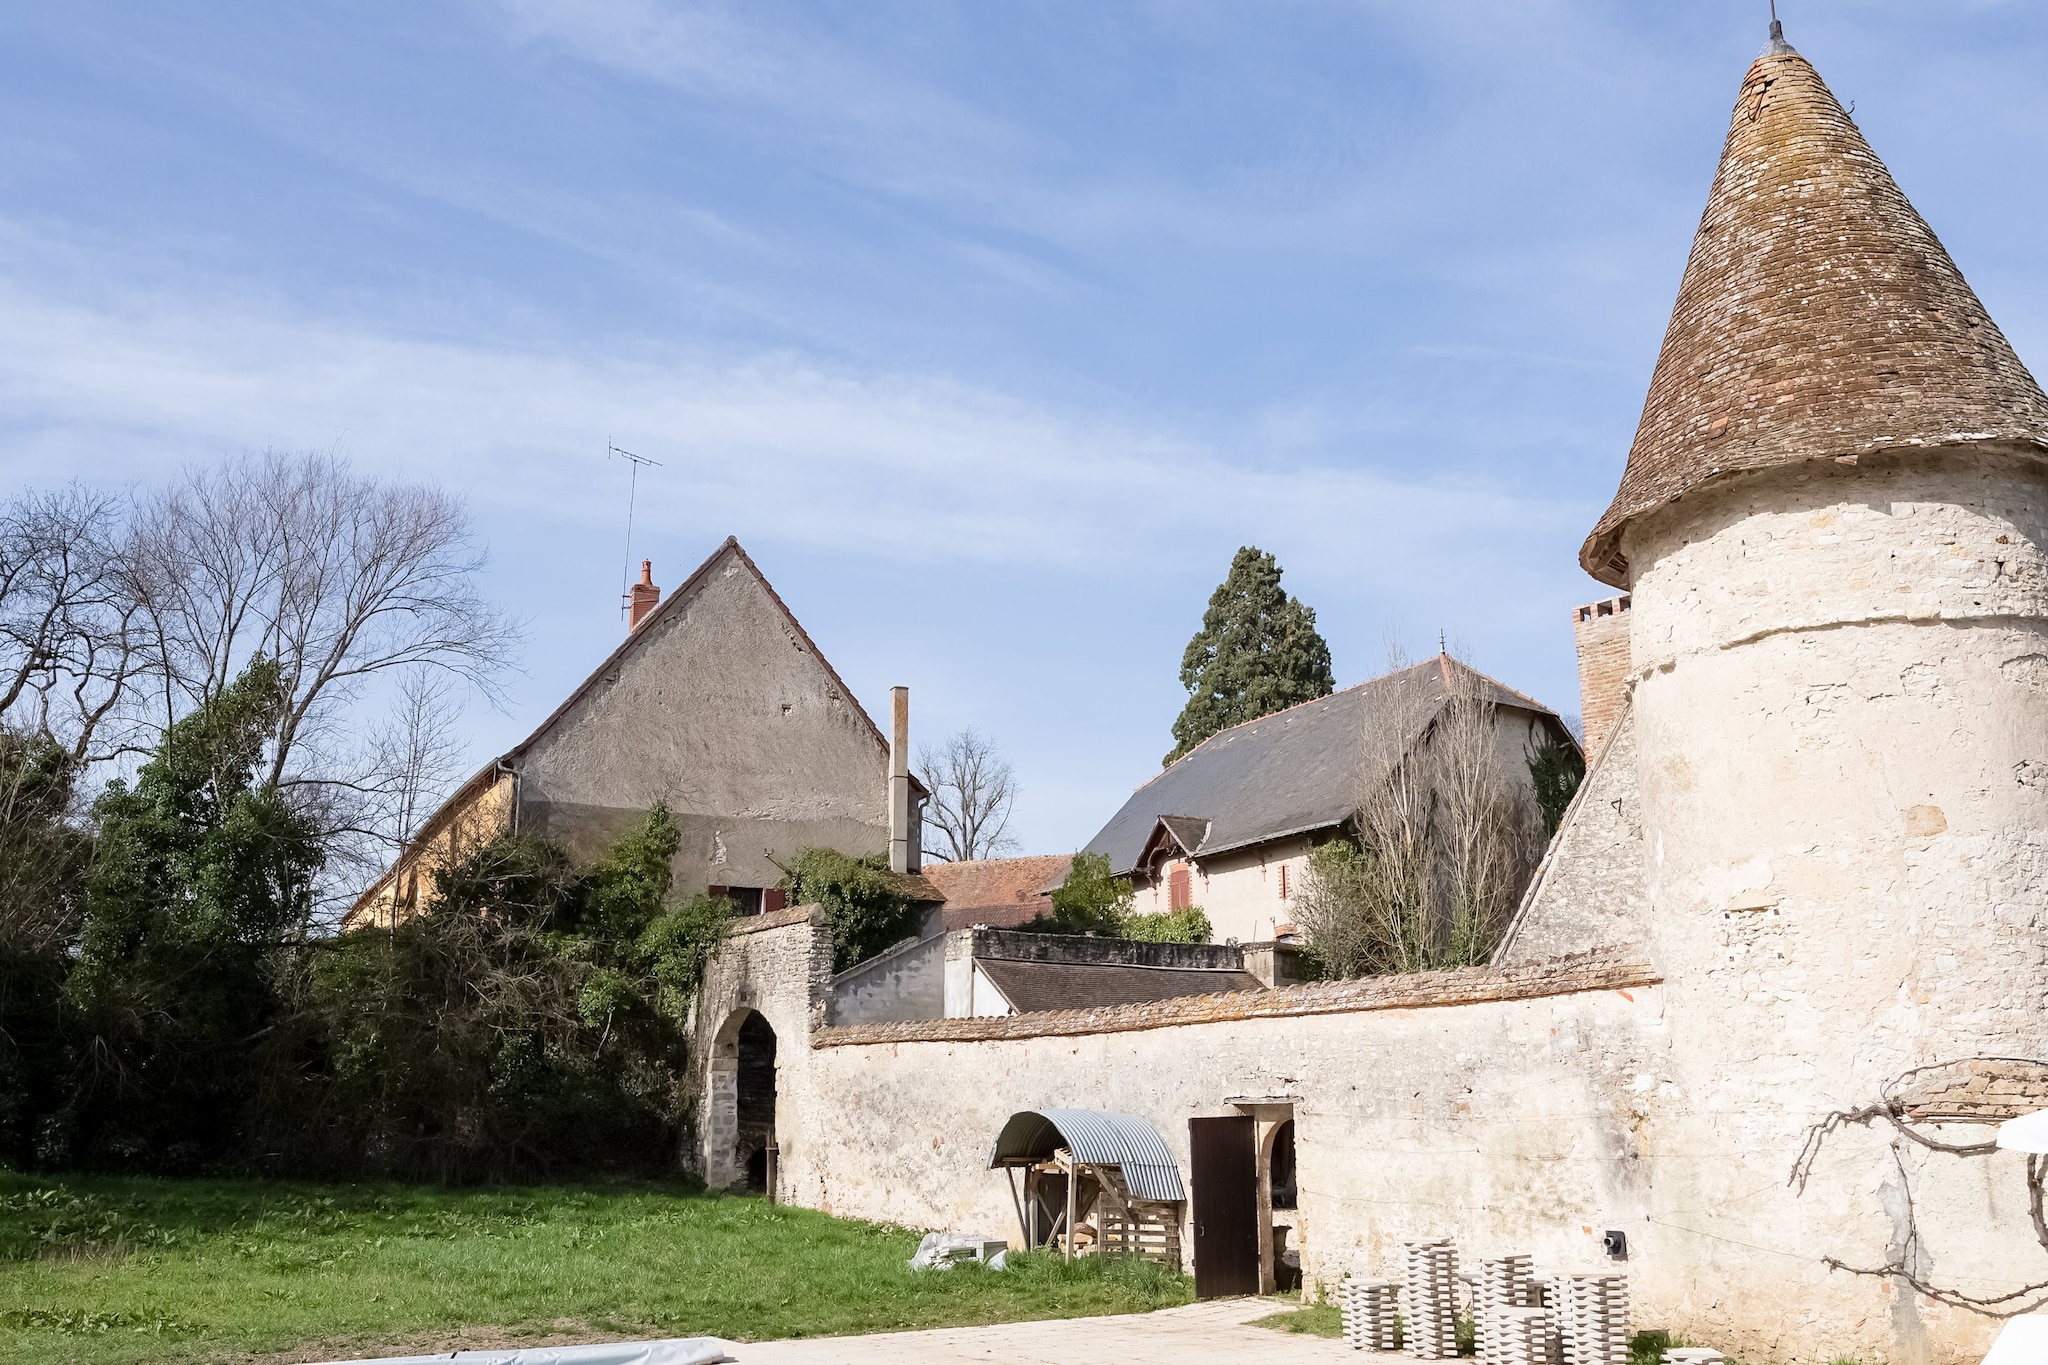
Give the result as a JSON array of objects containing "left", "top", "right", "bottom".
[
  {"left": 962, "top": 927, "right": 1246, "bottom": 971},
  {"left": 812, "top": 947, "right": 1659, "bottom": 1047},
  {"left": 724, "top": 903, "right": 822, "bottom": 938}
]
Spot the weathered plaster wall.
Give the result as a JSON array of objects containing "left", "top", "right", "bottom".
[
  {"left": 696, "top": 914, "right": 1659, "bottom": 1293},
  {"left": 826, "top": 933, "right": 942, "bottom": 1026},
  {"left": 1498, "top": 707, "right": 1647, "bottom": 965},
  {"left": 517, "top": 545, "right": 890, "bottom": 895},
  {"left": 1621, "top": 450, "right": 2048, "bottom": 1364},
  {"left": 799, "top": 954, "right": 1660, "bottom": 1289}
]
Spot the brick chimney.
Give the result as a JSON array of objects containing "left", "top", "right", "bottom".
[
  {"left": 628, "top": 560, "right": 661, "bottom": 631},
  {"left": 888, "top": 686, "right": 918, "bottom": 874},
  {"left": 1573, "top": 595, "right": 1631, "bottom": 757}
]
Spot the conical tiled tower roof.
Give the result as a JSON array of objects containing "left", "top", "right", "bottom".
[{"left": 1581, "top": 29, "right": 2048, "bottom": 586}]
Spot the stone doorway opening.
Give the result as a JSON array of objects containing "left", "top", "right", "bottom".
[
  {"left": 706, "top": 1006, "right": 779, "bottom": 1193},
  {"left": 736, "top": 1011, "right": 777, "bottom": 1193},
  {"left": 1229, "top": 1097, "right": 1299, "bottom": 1294}
]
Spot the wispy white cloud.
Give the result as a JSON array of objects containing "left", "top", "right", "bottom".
[{"left": 0, "top": 265, "right": 1586, "bottom": 601}]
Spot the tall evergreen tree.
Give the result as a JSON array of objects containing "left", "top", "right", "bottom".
[{"left": 1167, "top": 546, "right": 1334, "bottom": 764}]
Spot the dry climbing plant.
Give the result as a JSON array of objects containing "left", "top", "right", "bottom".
[{"left": 1788, "top": 1057, "right": 2048, "bottom": 1317}]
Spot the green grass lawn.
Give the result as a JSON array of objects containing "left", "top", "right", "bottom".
[
  {"left": 1252, "top": 1299, "right": 1342, "bottom": 1336},
  {"left": 0, "top": 1172, "right": 1193, "bottom": 1365}
]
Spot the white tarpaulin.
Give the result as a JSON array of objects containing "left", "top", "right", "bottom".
[
  {"left": 1980, "top": 1315, "right": 2048, "bottom": 1365},
  {"left": 907, "top": 1230, "right": 1009, "bottom": 1270},
  {"left": 1997, "top": 1110, "right": 2048, "bottom": 1155},
  {"left": 313, "top": 1338, "right": 730, "bottom": 1365}
]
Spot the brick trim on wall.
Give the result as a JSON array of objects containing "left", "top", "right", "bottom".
[{"left": 812, "top": 948, "right": 1659, "bottom": 1048}]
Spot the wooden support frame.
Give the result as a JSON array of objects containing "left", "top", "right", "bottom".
[
  {"left": 1064, "top": 1151, "right": 1078, "bottom": 1263},
  {"left": 1007, "top": 1167, "right": 1028, "bottom": 1247},
  {"left": 999, "top": 1151, "right": 1182, "bottom": 1270}
]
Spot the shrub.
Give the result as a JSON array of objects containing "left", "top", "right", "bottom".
[
  {"left": 63, "top": 658, "right": 325, "bottom": 1169},
  {"left": 781, "top": 847, "right": 922, "bottom": 971},
  {"left": 1038, "top": 852, "right": 1134, "bottom": 936},
  {"left": 1528, "top": 733, "right": 1586, "bottom": 835},
  {"left": 1120, "top": 906, "right": 1212, "bottom": 943},
  {"left": 287, "top": 803, "right": 730, "bottom": 1180}
]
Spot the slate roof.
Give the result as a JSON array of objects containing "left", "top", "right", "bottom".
[
  {"left": 1083, "top": 655, "right": 1559, "bottom": 878},
  {"left": 921, "top": 854, "right": 1072, "bottom": 931},
  {"left": 975, "top": 958, "right": 1265, "bottom": 1014},
  {"left": 1582, "top": 32, "right": 2048, "bottom": 586}
]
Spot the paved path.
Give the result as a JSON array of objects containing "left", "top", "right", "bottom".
[{"left": 729, "top": 1298, "right": 1380, "bottom": 1364}]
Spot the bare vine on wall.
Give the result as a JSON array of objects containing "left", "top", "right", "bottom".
[{"left": 1788, "top": 1057, "right": 2048, "bottom": 1318}]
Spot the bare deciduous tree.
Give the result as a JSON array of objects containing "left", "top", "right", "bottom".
[
  {"left": 130, "top": 452, "right": 519, "bottom": 794},
  {"left": 368, "top": 667, "right": 472, "bottom": 857},
  {"left": 1432, "top": 664, "right": 1537, "bottom": 966},
  {"left": 917, "top": 728, "right": 1020, "bottom": 863},
  {"left": 1295, "top": 649, "right": 1541, "bottom": 978},
  {"left": 0, "top": 487, "right": 154, "bottom": 762}
]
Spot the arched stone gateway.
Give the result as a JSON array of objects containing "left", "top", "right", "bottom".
[
  {"left": 705, "top": 1007, "right": 779, "bottom": 1191},
  {"left": 690, "top": 903, "right": 834, "bottom": 1195}
]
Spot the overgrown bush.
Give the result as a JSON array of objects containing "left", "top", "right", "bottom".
[
  {"left": 60, "top": 658, "right": 324, "bottom": 1169},
  {"left": 291, "top": 804, "right": 730, "bottom": 1180},
  {"left": 0, "top": 731, "right": 88, "bottom": 1169},
  {"left": 1021, "top": 854, "right": 1209, "bottom": 943},
  {"left": 1528, "top": 733, "right": 1586, "bottom": 835},
  {"left": 781, "top": 847, "right": 922, "bottom": 970},
  {"left": 1035, "top": 852, "right": 1134, "bottom": 935},
  {"left": 0, "top": 668, "right": 731, "bottom": 1179},
  {"left": 1119, "top": 906, "right": 1212, "bottom": 944}
]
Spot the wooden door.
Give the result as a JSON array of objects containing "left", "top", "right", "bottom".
[{"left": 1189, "top": 1115, "right": 1259, "bottom": 1298}]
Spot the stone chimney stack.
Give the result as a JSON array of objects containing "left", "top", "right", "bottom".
[
  {"left": 1572, "top": 595, "right": 1631, "bottom": 757},
  {"left": 628, "top": 560, "right": 661, "bottom": 632},
  {"left": 888, "top": 686, "right": 917, "bottom": 874}
]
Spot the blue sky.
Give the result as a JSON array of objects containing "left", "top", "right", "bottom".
[{"left": 4, "top": 1, "right": 2045, "bottom": 854}]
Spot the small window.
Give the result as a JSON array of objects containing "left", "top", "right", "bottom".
[
  {"left": 1277, "top": 863, "right": 1290, "bottom": 901},
  {"left": 711, "top": 886, "right": 765, "bottom": 916},
  {"left": 1168, "top": 867, "right": 1191, "bottom": 910}
]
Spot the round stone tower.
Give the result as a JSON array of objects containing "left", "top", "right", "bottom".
[{"left": 1583, "top": 26, "right": 2048, "bottom": 1364}]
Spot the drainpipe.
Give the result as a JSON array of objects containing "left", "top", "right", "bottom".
[{"left": 495, "top": 756, "right": 520, "bottom": 835}]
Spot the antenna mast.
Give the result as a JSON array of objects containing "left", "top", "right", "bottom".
[{"left": 608, "top": 442, "right": 663, "bottom": 618}]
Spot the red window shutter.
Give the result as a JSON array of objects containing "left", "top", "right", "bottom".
[
  {"left": 1278, "top": 863, "right": 1290, "bottom": 900},
  {"left": 763, "top": 887, "right": 786, "bottom": 914},
  {"left": 1169, "top": 868, "right": 1191, "bottom": 910}
]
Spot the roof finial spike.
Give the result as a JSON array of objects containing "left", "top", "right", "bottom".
[{"left": 1767, "top": 0, "right": 1790, "bottom": 51}]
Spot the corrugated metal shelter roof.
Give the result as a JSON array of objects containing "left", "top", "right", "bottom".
[
  {"left": 1084, "top": 656, "right": 1559, "bottom": 877},
  {"left": 988, "top": 1108, "right": 1186, "bottom": 1202}
]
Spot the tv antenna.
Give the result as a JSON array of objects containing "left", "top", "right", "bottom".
[{"left": 608, "top": 442, "right": 663, "bottom": 617}]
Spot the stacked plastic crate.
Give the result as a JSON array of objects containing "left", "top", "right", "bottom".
[
  {"left": 1551, "top": 1274, "right": 1629, "bottom": 1365},
  {"left": 1474, "top": 1255, "right": 1537, "bottom": 1362},
  {"left": 1339, "top": 1278, "right": 1403, "bottom": 1352},
  {"left": 1491, "top": 1306, "right": 1557, "bottom": 1365},
  {"left": 1403, "top": 1241, "right": 1460, "bottom": 1359}
]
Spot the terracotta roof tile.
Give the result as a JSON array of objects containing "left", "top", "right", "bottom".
[
  {"left": 1582, "top": 37, "right": 2048, "bottom": 586},
  {"left": 921, "top": 854, "right": 1072, "bottom": 929}
]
